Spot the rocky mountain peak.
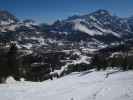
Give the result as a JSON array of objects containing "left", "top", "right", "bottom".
[{"left": 0, "top": 10, "right": 18, "bottom": 24}]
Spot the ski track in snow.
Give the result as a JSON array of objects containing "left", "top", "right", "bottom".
[{"left": 0, "top": 70, "right": 133, "bottom": 100}]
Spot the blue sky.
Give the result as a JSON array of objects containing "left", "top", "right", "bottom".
[{"left": 0, "top": 0, "right": 133, "bottom": 24}]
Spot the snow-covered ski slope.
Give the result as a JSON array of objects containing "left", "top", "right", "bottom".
[{"left": 0, "top": 70, "right": 133, "bottom": 100}]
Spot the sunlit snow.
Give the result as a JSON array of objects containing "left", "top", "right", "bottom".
[{"left": 0, "top": 70, "right": 133, "bottom": 100}]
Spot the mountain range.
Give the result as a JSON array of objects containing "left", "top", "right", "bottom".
[{"left": 1, "top": 9, "right": 133, "bottom": 50}]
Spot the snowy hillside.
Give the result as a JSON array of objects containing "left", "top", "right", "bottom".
[{"left": 0, "top": 70, "right": 133, "bottom": 100}]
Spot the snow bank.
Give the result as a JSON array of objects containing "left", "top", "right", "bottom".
[
  {"left": 0, "top": 70, "right": 133, "bottom": 100},
  {"left": 5, "top": 76, "right": 17, "bottom": 84}
]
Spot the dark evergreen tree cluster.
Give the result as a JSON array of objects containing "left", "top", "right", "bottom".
[
  {"left": 90, "top": 54, "right": 108, "bottom": 71},
  {"left": 66, "top": 63, "right": 93, "bottom": 74},
  {"left": 0, "top": 42, "right": 19, "bottom": 82},
  {"left": 0, "top": 44, "right": 67, "bottom": 83},
  {"left": 90, "top": 43, "right": 133, "bottom": 71}
]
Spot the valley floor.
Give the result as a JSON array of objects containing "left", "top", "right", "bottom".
[{"left": 0, "top": 70, "right": 133, "bottom": 100}]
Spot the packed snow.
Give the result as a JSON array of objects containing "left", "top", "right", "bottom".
[{"left": 0, "top": 70, "right": 133, "bottom": 100}]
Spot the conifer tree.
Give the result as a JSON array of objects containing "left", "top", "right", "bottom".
[{"left": 7, "top": 42, "right": 19, "bottom": 80}]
